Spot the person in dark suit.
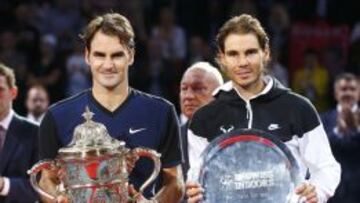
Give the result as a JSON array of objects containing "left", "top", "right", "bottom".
[
  {"left": 179, "top": 62, "right": 223, "bottom": 182},
  {"left": 0, "top": 63, "right": 39, "bottom": 203},
  {"left": 321, "top": 73, "right": 360, "bottom": 203}
]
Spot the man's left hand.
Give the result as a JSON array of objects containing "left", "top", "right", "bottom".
[{"left": 295, "top": 182, "right": 318, "bottom": 203}]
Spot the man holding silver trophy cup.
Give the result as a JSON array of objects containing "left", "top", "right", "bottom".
[
  {"left": 30, "top": 12, "right": 184, "bottom": 203},
  {"left": 185, "top": 14, "right": 341, "bottom": 203}
]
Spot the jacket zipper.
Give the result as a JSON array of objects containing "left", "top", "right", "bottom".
[{"left": 245, "top": 100, "right": 253, "bottom": 128}]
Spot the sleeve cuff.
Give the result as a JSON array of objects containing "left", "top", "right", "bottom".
[
  {"left": 315, "top": 186, "right": 327, "bottom": 203},
  {"left": 0, "top": 177, "right": 10, "bottom": 196}
]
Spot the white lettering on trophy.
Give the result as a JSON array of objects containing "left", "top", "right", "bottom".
[{"left": 220, "top": 170, "right": 275, "bottom": 190}]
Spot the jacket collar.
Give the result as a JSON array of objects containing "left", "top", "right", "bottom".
[
  {"left": 213, "top": 75, "right": 289, "bottom": 102},
  {"left": 213, "top": 75, "right": 273, "bottom": 100}
]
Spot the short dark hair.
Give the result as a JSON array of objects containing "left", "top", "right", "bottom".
[
  {"left": 216, "top": 14, "right": 269, "bottom": 53},
  {"left": 80, "top": 13, "right": 135, "bottom": 50},
  {"left": 0, "top": 63, "right": 16, "bottom": 88}
]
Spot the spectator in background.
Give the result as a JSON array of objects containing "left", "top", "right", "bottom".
[
  {"left": 65, "top": 42, "right": 91, "bottom": 96},
  {"left": 206, "top": 0, "right": 225, "bottom": 42},
  {"left": 13, "top": 3, "right": 41, "bottom": 67},
  {"left": 145, "top": 38, "right": 175, "bottom": 98},
  {"left": 267, "top": 3, "right": 290, "bottom": 55},
  {"left": 37, "top": 0, "right": 83, "bottom": 52},
  {"left": 293, "top": 48, "right": 330, "bottom": 112},
  {"left": 0, "top": 31, "right": 27, "bottom": 80},
  {"left": 186, "top": 36, "right": 212, "bottom": 65},
  {"left": 266, "top": 47, "right": 289, "bottom": 87},
  {"left": 0, "top": 30, "right": 28, "bottom": 115},
  {"left": 117, "top": 0, "right": 148, "bottom": 44},
  {"left": 25, "top": 85, "right": 49, "bottom": 125},
  {"left": 0, "top": 63, "right": 39, "bottom": 203},
  {"left": 179, "top": 61, "right": 223, "bottom": 184},
  {"left": 130, "top": 38, "right": 178, "bottom": 104},
  {"left": 323, "top": 45, "right": 345, "bottom": 80},
  {"left": 321, "top": 73, "right": 360, "bottom": 203},
  {"left": 151, "top": 7, "right": 187, "bottom": 62},
  {"left": 179, "top": 62, "right": 223, "bottom": 125},
  {"left": 27, "top": 34, "right": 65, "bottom": 102}
]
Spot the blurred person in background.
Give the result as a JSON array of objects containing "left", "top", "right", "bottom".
[
  {"left": 266, "top": 47, "right": 289, "bottom": 87},
  {"left": 323, "top": 46, "right": 345, "bottom": 81},
  {"left": 130, "top": 38, "right": 179, "bottom": 106},
  {"left": 293, "top": 48, "right": 330, "bottom": 112},
  {"left": 65, "top": 42, "right": 91, "bottom": 96},
  {"left": 178, "top": 61, "right": 223, "bottom": 184},
  {"left": 37, "top": 0, "right": 83, "bottom": 52},
  {"left": 0, "top": 30, "right": 28, "bottom": 115},
  {"left": 151, "top": 6, "right": 187, "bottom": 68},
  {"left": 267, "top": 3, "right": 290, "bottom": 56},
  {"left": 186, "top": 36, "right": 212, "bottom": 65},
  {"left": 0, "top": 63, "right": 39, "bottom": 203},
  {"left": 321, "top": 73, "right": 360, "bottom": 203},
  {"left": 25, "top": 85, "right": 49, "bottom": 125},
  {"left": 27, "top": 34, "right": 65, "bottom": 102}
]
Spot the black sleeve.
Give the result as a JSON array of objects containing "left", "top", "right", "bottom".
[
  {"left": 39, "top": 111, "right": 62, "bottom": 160},
  {"left": 158, "top": 105, "right": 181, "bottom": 168},
  {"left": 189, "top": 107, "right": 208, "bottom": 139},
  {"left": 296, "top": 97, "right": 321, "bottom": 135}
]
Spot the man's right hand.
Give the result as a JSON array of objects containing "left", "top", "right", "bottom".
[{"left": 185, "top": 182, "right": 204, "bottom": 203}]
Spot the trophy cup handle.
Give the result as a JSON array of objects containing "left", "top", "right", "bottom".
[
  {"left": 27, "top": 160, "right": 58, "bottom": 201},
  {"left": 131, "top": 148, "right": 161, "bottom": 194}
]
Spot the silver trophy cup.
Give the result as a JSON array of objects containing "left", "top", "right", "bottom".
[{"left": 28, "top": 107, "right": 161, "bottom": 202}]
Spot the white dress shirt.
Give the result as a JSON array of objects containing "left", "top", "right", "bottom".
[{"left": 27, "top": 113, "right": 45, "bottom": 125}]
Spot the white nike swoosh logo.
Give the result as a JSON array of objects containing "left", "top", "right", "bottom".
[
  {"left": 268, "top": 124, "right": 280, "bottom": 131},
  {"left": 129, "top": 128, "right": 146, "bottom": 134}
]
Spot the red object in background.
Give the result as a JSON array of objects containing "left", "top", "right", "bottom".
[{"left": 289, "top": 21, "right": 349, "bottom": 74}]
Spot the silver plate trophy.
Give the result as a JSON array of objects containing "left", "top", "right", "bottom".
[
  {"left": 191, "top": 128, "right": 302, "bottom": 203},
  {"left": 28, "top": 107, "right": 161, "bottom": 202}
]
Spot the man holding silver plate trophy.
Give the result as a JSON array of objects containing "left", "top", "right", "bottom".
[
  {"left": 185, "top": 14, "right": 341, "bottom": 203},
  {"left": 28, "top": 13, "right": 184, "bottom": 203}
]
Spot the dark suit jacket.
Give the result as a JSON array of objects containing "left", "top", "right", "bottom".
[
  {"left": 0, "top": 113, "right": 39, "bottom": 203},
  {"left": 179, "top": 123, "right": 189, "bottom": 203},
  {"left": 180, "top": 122, "right": 189, "bottom": 183},
  {"left": 321, "top": 109, "right": 360, "bottom": 202},
  {"left": 321, "top": 109, "right": 338, "bottom": 137}
]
